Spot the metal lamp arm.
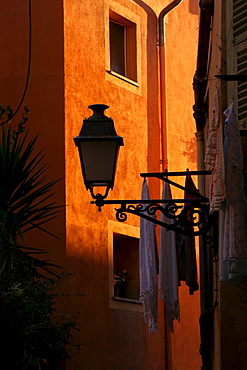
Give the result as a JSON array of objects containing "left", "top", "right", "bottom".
[{"left": 91, "top": 195, "right": 213, "bottom": 236}]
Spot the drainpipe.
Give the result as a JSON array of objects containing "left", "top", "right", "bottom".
[
  {"left": 158, "top": 4, "right": 183, "bottom": 369},
  {"left": 193, "top": 0, "right": 214, "bottom": 306},
  {"left": 193, "top": 2, "right": 214, "bottom": 369},
  {"left": 158, "top": 0, "right": 183, "bottom": 172},
  {"left": 193, "top": 0, "right": 214, "bottom": 185}
]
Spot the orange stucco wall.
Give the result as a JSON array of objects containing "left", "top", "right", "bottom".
[
  {"left": 0, "top": 1, "right": 66, "bottom": 267},
  {"left": 0, "top": 0, "right": 202, "bottom": 369},
  {"left": 165, "top": 2, "right": 201, "bottom": 369},
  {"left": 64, "top": 1, "right": 164, "bottom": 368},
  {"left": 64, "top": 0, "right": 201, "bottom": 369}
]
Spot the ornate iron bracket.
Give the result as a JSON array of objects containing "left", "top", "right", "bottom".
[
  {"left": 90, "top": 170, "right": 213, "bottom": 236},
  {"left": 91, "top": 197, "right": 213, "bottom": 236},
  {"left": 116, "top": 200, "right": 212, "bottom": 237}
]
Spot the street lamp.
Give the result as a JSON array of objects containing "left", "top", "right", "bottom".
[
  {"left": 74, "top": 104, "right": 213, "bottom": 236},
  {"left": 74, "top": 104, "right": 124, "bottom": 207}
]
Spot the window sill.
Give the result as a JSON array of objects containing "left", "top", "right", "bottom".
[
  {"left": 112, "top": 296, "right": 142, "bottom": 304},
  {"left": 106, "top": 70, "right": 139, "bottom": 87},
  {"left": 110, "top": 295, "right": 143, "bottom": 312}
]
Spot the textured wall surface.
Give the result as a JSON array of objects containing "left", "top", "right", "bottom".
[
  {"left": 0, "top": 0, "right": 201, "bottom": 369},
  {"left": 0, "top": 1, "right": 66, "bottom": 268}
]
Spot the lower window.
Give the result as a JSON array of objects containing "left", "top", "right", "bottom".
[{"left": 113, "top": 232, "right": 139, "bottom": 300}]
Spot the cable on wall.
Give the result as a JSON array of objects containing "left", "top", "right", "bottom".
[{"left": 0, "top": 0, "right": 32, "bottom": 126}]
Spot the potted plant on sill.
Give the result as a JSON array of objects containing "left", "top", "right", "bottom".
[{"left": 114, "top": 268, "right": 129, "bottom": 297}]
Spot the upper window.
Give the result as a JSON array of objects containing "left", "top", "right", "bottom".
[
  {"left": 109, "top": 11, "right": 137, "bottom": 82},
  {"left": 110, "top": 21, "right": 125, "bottom": 76}
]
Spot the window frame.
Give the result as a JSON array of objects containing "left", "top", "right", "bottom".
[
  {"left": 109, "top": 10, "right": 137, "bottom": 82},
  {"left": 113, "top": 232, "right": 140, "bottom": 301},
  {"left": 108, "top": 220, "right": 142, "bottom": 312},
  {"left": 104, "top": 2, "right": 142, "bottom": 91}
]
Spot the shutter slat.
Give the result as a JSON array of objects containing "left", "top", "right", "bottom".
[
  {"left": 232, "top": 0, "right": 247, "bottom": 126},
  {"left": 233, "top": 1, "right": 247, "bottom": 41},
  {"left": 237, "top": 47, "right": 247, "bottom": 123}
]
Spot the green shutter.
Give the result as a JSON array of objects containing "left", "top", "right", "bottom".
[
  {"left": 233, "top": 0, "right": 247, "bottom": 126},
  {"left": 233, "top": 0, "right": 247, "bottom": 42}
]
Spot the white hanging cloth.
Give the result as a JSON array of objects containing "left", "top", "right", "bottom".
[
  {"left": 139, "top": 179, "right": 158, "bottom": 333},
  {"left": 223, "top": 101, "right": 247, "bottom": 260},
  {"left": 219, "top": 199, "right": 247, "bottom": 282},
  {"left": 204, "top": 89, "right": 226, "bottom": 213},
  {"left": 159, "top": 181, "right": 180, "bottom": 330}
]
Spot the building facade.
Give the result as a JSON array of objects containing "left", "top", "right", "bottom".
[
  {"left": 193, "top": 1, "right": 247, "bottom": 369},
  {"left": 0, "top": 1, "right": 204, "bottom": 369}
]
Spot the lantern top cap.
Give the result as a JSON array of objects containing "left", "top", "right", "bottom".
[
  {"left": 87, "top": 104, "right": 110, "bottom": 120},
  {"left": 74, "top": 104, "right": 123, "bottom": 145}
]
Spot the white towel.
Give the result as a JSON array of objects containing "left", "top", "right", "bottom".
[
  {"left": 139, "top": 179, "right": 158, "bottom": 333},
  {"left": 159, "top": 182, "right": 180, "bottom": 330}
]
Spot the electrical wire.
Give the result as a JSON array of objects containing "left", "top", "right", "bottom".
[{"left": 0, "top": 0, "right": 32, "bottom": 126}]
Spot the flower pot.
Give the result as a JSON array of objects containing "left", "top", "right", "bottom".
[{"left": 114, "top": 287, "right": 120, "bottom": 297}]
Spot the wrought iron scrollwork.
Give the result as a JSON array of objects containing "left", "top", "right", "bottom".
[
  {"left": 114, "top": 200, "right": 213, "bottom": 236},
  {"left": 90, "top": 170, "right": 214, "bottom": 236}
]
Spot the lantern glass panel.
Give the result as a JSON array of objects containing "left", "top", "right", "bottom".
[{"left": 79, "top": 140, "right": 118, "bottom": 187}]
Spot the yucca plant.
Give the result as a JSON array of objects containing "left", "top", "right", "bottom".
[
  {"left": 0, "top": 106, "right": 62, "bottom": 279},
  {"left": 0, "top": 107, "right": 82, "bottom": 369}
]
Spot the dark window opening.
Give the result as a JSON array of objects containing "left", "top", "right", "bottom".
[
  {"left": 109, "top": 11, "right": 137, "bottom": 82},
  {"left": 113, "top": 233, "right": 139, "bottom": 300},
  {"left": 110, "top": 21, "right": 126, "bottom": 76}
]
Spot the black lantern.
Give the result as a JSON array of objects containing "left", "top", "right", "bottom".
[
  {"left": 74, "top": 104, "right": 213, "bottom": 235},
  {"left": 74, "top": 104, "right": 124, "bottom": 200}
]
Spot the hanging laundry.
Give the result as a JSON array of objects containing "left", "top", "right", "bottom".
[
  {"left": 159, "top": 181, "right": 180, "bottom": 330},
  {"left": 176, "top": 173, "right": 199, "bottom": 295},
  {"left": 219, "top": 201, "right": 247, "bottom": 282},
  {"left": 223, "top": 101, "right": 247, "bottom": 260},
  {"left": 139, "top": 179, "right": 158, "bottom": 333},
  {"left": 204, "top": 89, "right": 226, "bottom": 213},
  {"left": 176, "top": 233, "right": 199, "bottom": 295}
]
